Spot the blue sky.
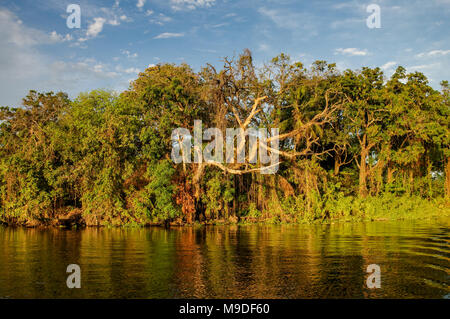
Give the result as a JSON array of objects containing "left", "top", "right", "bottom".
[{"left": 0, "top": 0, "right": 449, "bottom": 107}]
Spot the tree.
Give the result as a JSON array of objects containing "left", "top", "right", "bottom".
[{"left": 341, "top": 67, "right": 387, "bottom": 197}]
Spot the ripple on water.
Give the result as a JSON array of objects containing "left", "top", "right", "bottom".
[{"left": 0, "top": 219, "right": 449, "bottom": 298}]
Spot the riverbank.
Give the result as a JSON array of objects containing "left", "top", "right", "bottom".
[{"left": 1, "top": 194, "right": 448, "bottom": 228}]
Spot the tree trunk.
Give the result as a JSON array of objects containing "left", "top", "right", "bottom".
[
  {"left": 387, "top": 162, "right": 394, "bottom": 184},
  {"left": 445, "top": 157, "right": 450, "bottom": 200},
  {"left": 375, "top": 163, "right": 384, "bottom": 195},
  {"left": 334, "top": 153, "right": 341, "bottom": 176},
  {"left": 359, "top": 135, "right": 369, "bottom": 198},
  {"left": 409, "top": 168, "right": 414, "bottom": 194},
  {"left": 224, "top": 203, "right": 229, "bottom": 220}
]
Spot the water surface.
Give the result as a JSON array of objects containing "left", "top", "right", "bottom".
[{"left": 0, "top": 219, "right": 449, "bottom": 298}]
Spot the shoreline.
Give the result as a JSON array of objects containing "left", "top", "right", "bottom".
[{"left": 1, "top": 209, "right": 448, "bottom": 229}]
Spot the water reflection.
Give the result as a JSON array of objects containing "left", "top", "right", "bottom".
[{"left": 0, "top": 219, "right": 448, "bottom": 298}]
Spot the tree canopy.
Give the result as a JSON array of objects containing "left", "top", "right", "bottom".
[{"left": 0, "top": 51, "right": 448, "bottom": 226}]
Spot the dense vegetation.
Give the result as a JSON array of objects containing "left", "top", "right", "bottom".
[{"left": 0, "top": 51, "right": 449, "bottom": 227}]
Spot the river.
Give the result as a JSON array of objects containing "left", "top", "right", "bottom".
[{"left": 0, "top": 218, "right": 449, "bottom": 298}]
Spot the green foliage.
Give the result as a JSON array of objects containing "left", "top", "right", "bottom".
[
  {"left": 202, "top": 171, "right": 235, "bottom": 220},
  {"left": 146, "top": 160, "right": 179, "bottom": 222}
]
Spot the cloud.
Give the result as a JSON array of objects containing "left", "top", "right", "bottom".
[
  {"left": 86, "top": 17, "right": 107, "bottom": 38},
  {"left": 258, "top": 7, "right": 318, "bottom": 37},
  {"left": 137, "top": 0, "right": 146, "bottom": 9},
  {"left": 0, "top": 8, "right": 139, "bottom": 107},
  {"left": 62, "top": 2, "right": 132, "bottom": 42},
  {"left": 92, "top": 63, "right": 119, "bottom": 78},
  {"left": 330, "top": 18, "right": 365, "bottom": 29},
  {"left": 381, "top": 61, "right": 397, "bottom": 71},
  {"left": 408, "top": 63, "right": 440, "bottom": 70},
  {"left": 81, "top": 11, "right": 130, "bottom": 42},
  {"left": 108, "top": 16, "right": 122, "bottom": 26},
  {"left": 0, "top": 9, "right": 52, "bottom": 47},
  {"left": 259, "top": 7, "right": 299, "bottom": 29},
  {"left": 118, "top": 15, "right": 133, "bottom": 23},
  {"left": 416, "top": 49, "right": 450, "bottom": 58},
  {"left": 334, "top": 48, "right": 369, "bottom": 56},
  {"left": 0, "top": 8, "right": 57, "bottom": 106},
  {"left": 170, "top": 0, "right": 216, "bottom": 11},
  {"left": 210, "top": 22, "right": 228, "bottom": 28},
  {"left": 258, "top": 43, "right": 270, "bottom": 52},
  {"left": 45, "top": 59, "right": 121, "bottom": 94},
  {"left": 49, "top": 31, "right": 72, "bottom": 43},
  {"left": 124, "top": 67, "right": 140, "bottom": 74},
  {"left": 115, "top": 65, "right": 140, "bottom": 74},
  {"left": 149, "top": 13, "right": 173, "bottom": 25},
  {"left": 153, "top": 32, "right": 184, "bottom": 39},
  {"left": 196, "top": 48, "right": 217, "bottom": 54},
  {"left": 145, "top": 10, "right": 154, "bottom": 16},
  {"left": 121, "top": 49, "right": 138, "bottom": 58}
]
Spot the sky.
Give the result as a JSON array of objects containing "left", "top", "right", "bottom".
[{"left": 0, "top": 0, "right": 449, "bottom": 107}]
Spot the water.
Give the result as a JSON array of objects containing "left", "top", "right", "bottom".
[{"left": 0, "top": 219, "right": 449, "bottom": 299}]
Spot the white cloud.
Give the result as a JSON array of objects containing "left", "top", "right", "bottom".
[
  {"left": 332, "top": 2, "right": 366, "bottom": 11},
  {"left": 119, "top": 15, "right": 133, "bottom": 23},
  {"left": 170, "top": 0, "right": 216, "bottom": 11},
  {"left": 0, "top": 11, "right": 46, "bottom": 70},
  {"left": 0, "top": 8, "right": 142, "bottom": 107},
  {"left": 416, "top": 49, "right": 450, "bottom": 58},
  {"left": 408, "top": 63, "right": 440, "bottom": 70},
  {"left": 137, "top": 0, "right": 146, "bottom": 9},
  {"left": 145, "top": 10, "right": 154, "bottom": 16},
  {"left": 334, "top": 48, "right": 369, "bottom": 56},
  {"left": 149, "top": 13, "right": 173, "bottom": 25},
  {"left": 0, "top": 9, "right": 127, "bottom": 106},
  {"left": 330, "top": 18, "right": 365, "bottom": 29},
  {"left": 210, "top": 22, "right": 228, "bottom": 28},
  {"left": 86, "top": 17, "right": 106, "bottom": 38},
  {"left": 108, "top": 18, "right": 120, "bottom": 26},
  {"left": 124, "top": 67, "right": 140, "bottom": 74},
  {"left": 121, "top": 50, "right": 138, "bottom": 58},
  {"left": 82, "top": 13, "right": 129, "bottom": 41},
  {"left": 259, "top": 7, "right": 300, "bottom": 29},
  {"left": 49, "top": 59, "right": 120, "bottom": 85},
  {"left": 0, "top": 9, "right": 51, "bottom": 47},
  {"left": 50, "top": 31, "right": 72, "bottom": 43},
  {"left": 258, "top": 43, "right": 270, "bottom": 52},
  {"left": 115, "top": 65, "right": 140, "bottom": 74},
  {"left": 381, "top": 61, "right": 397, "bottom": 71},
  {"left": 83, "top": 1, "right": 133, "bottom": 33},
  {"left": 0, "top": 9, "right": 61, "bottom": 105},
  {"left": 258, "top": 7, "right": 318, "bottom": 37},
  {"left": 153, "top": 32, "right": 184, "bottom": 39}
]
